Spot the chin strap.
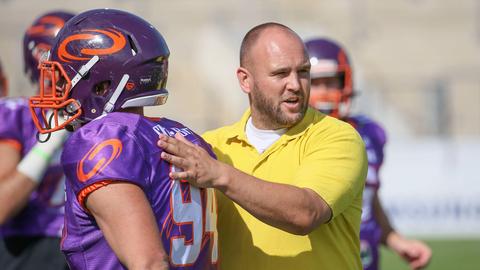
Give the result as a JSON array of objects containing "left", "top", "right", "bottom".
[
  {"left": 71, "top": 55, "right": 99, "bottom": 88},
  {"left": 103, "top": 74, "right": 130, "bottom": 114}
]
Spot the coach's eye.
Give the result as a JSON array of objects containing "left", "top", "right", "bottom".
[{"left": 273, "top": 71, "right": 288, "bottom": 78}]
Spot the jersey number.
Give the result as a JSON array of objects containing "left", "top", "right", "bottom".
[{"left": 170, "top": 166, "right": 218, "bottom": 266}]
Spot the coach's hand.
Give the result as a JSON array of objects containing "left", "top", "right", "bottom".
[{"left": 158, "top": 133, "right": 227, "bottom": 189}]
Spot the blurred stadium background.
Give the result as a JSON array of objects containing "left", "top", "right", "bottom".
[{"left": 0, "top": 0, "right": 478, "bottom": 268}]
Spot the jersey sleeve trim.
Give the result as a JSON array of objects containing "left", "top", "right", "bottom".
[
  {"left": 77, "top": 180, "right": 137, "bottom": 212},
  {"left": 0, "top": 139, "right": 22, "bottom": 152},
  {"left": 78, "top": 180, "right": 114, "bottom": 212}
]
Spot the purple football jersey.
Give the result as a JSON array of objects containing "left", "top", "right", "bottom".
[
  {"left": 60, "top": 112, "right": 218, "bottom": 270},
  {"left": 0, "top": 97, "right": 65, "bottom": 237},
  {"left": 347, "top": 115, "right": 386, "bottom": 270}
]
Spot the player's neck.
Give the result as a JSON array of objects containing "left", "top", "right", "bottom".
[{"left": 119, "top": 107, "right": 144, "bottom": 116}]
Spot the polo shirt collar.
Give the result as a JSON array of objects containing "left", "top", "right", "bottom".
[{"left": 225, "top": 107, "right": 316, "bottom": 143}]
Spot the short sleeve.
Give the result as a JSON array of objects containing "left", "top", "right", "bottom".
[
  {"left": 294, "top": 122, "right": 367, "bottom": 218},
  {"left": 62, "top": 120, "right": 149, "bottom": 207},
  {"left": 202, "top": 129, "right": 228, "bottom": 162},
  {"left": 193, "top": 134, "right": 217, "bottom": 160},
  {"left": 0, "top": 99, "right": 27, "bottom": 144}
]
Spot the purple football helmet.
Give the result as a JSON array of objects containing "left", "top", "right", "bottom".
[
  {"left": 305, "top": 38, "right": 353, "bottom": 118},
  {"left": 23, "top": 11, "right": 75, "bottom": 84},
  {"left": 29, "top": 9, "right": 170, "bottom": 134}
]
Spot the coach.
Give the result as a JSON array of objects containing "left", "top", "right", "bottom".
[{"left": 158, "top": 22, "right": 367, "bottom": 270}]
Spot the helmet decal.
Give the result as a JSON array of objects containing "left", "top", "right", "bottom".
[
  {"left": 126, "top": 82, "right": 135, "bottom": 91},
  {"left": 26, "top": 15, "right": 67, "bottom": 37},
  {"left": 58, "top": 28, "right": 127, "bottom": 62}
]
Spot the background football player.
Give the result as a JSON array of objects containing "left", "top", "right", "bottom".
[
  {"left": 29, "top": 8, "right": 218, "bottom": 269},
  {"left": 0, "top": 11, "right": 74, "bottom": 269},
  {"left": 305, "top": 37, "right": 432, "bottom": 270}
]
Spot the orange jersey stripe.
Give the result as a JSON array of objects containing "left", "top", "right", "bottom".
[
  {"left": 77, "top": 180, "right": 116, "bottom": 212},
  {"left": 0, "top": 139, "right": 22, "bottom": 152}
]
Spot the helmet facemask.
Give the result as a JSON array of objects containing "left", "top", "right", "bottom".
[
  {"left": 28, "top": 56, "right": 99, "bottom": 134},
  {"left": 309, "top": 65, "right": 353, "bottom": 119}
]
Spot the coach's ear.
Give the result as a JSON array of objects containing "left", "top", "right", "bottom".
[{"left": 237, "top": 67, "right": 253, "bottom": 95}]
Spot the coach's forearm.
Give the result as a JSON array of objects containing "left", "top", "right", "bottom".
[{"left": 213, "top": 162, "right": 331, "bottom": 235}]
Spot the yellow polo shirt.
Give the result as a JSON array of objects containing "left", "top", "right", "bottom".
[{"left": 202, "top": 107, "right": 367, "bottom": 270}]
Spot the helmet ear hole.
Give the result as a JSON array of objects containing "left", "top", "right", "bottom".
[{"left": 93, "top": 80, "right": 111, "bottom": 96}]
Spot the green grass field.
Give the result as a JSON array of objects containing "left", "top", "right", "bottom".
[{"left": 380, "top": 239, "right": 480, "bottom": 270}]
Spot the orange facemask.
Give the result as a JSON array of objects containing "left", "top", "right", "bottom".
[{"left": 29, "top": 60, "right": 81, "bottom": 134}]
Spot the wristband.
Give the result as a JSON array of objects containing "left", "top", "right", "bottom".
[{"left": 17, "top": 128, "right": 68, "bottom": 183}]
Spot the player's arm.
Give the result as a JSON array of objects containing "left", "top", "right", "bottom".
[
  {"left": 0, "top": 130, "right": 67, "bottom": 224},
  {"left": 85, "top": 182, "right": 169, "bottom": 270},
  {"left": 0, "top": 142, "right": 35, "bottom": 224},
  {"left": 159, "top": 133, "right": 335, "bottom": 235},
  {"left": 373, "top": 193, "right": 432, "bottom": 270},
  {"left": 374, "top": 192, "right": 394, "bottom": 244}
]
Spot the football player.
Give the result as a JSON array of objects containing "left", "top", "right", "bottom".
[
  {"left": 305, "top": 37, "right": 432, "bottom": 270},
  {"left": 0, "top": 11, "right": 74, "bottom": 269},
  {"left": 29, "top": 9, "right": 218, "bottom": 270}
]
